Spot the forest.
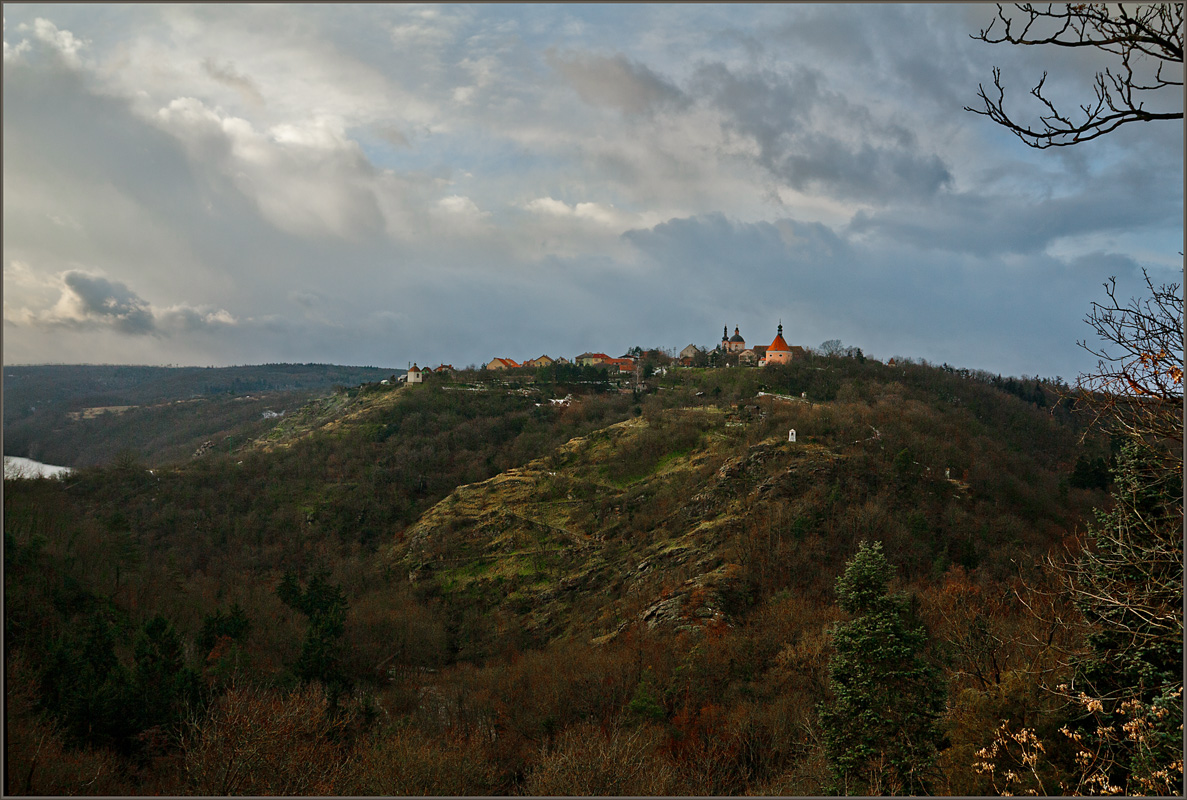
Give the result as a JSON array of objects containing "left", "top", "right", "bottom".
[{"left": 4, "top": 344, "right": 1181, "bottom": 796}]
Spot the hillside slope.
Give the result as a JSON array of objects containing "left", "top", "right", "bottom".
[
  {"left": 4, "top": 356, "right": 1115, "bottom": 795},
  {"left": 384, "top": 373, "right": 1099, "bottom": 660},
  {"left": 3, "top": 363, "right": 397, "bottom": 467}
]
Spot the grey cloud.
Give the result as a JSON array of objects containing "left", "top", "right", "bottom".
[
  {"left": 770, "top": 6, "right": 876, "bottom": 67},
  {"left": 27, "top": 270, "right": 236, "bottom": 337},
  {"left": 375, "top": 124, "right": 410, "bottom": 148},
  {"left": 548, "top": 50, "right": 689, "bottom": 115},
  {"left": 624, "top": 213, "right": 850, "bottom": 282},
  {"left": 693, "top": 62, "right": 953, "bottom": 202},
  {"left": 848, "top": 153, "right": 1182, "bottom": 257},
  {"left": 289, "top": 290, "right": 323, "bottom": 308},
  {"left": 201, "top": 57, "right": 265, "bottom": 106},
  {"left": 48, "top": 271, "right": 156, "bottom": 333}
]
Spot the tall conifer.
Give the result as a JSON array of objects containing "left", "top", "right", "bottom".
[{"left": 819, "top": 540, "right": 946, "bottom": 794}]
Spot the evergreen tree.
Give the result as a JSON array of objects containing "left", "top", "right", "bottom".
[
  {"left": 277, "top": 570, "right": 350, "bottom": 697},
  {"left": 197, "top": 602, "right": 252, "bottom": 654},
  {"left": 131, "top": 615, "right": 204, "bottom": 739},
  {"left": 819, "top": 541, "right": 946, "bottom": 795}
]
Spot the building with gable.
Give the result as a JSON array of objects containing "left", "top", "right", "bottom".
[
  {"left": 575, "top": 352, "right": 612, "bottom": 366},
  {"left": 760, "top": 324, "right": 804, "bottom": 366},
  {"left": 485, "top": 357, "right": 521, "bottom": 370}
]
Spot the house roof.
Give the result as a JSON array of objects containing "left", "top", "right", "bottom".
[
  {"left": 768, "top": 324, "right": 791, "bottom": 352},
  {"left": 407, "top": 363, "right": 421, "bottom": 372}
]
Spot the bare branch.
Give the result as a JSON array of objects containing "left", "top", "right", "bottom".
[{"left": 967, "top": 3, "right": 1183, "bottom": 148}]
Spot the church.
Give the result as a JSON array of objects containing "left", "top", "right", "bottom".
[
  {"left": 720, "top": 324, "right": 804, "bottom": 367},
  {"left": 721, "top": 326, "right": 747, "bottom": 353}
]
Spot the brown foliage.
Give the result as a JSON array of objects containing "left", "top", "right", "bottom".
[
  {"left": 181, "top": 682, "right": 355, "bottom": 795},
  {"left": 343, "top": 724, "right": 497, "bottom": 795},
  {"left": 523, "top": 720, "right": 681, "bottom": 795}
]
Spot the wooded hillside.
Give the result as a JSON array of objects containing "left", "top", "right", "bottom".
[{"left": 4, "top": 355, "right": 1178, "bottom": 795}]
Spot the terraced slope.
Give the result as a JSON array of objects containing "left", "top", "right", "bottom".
[{"left": 389, "top": 405, "right": 851, "bottom": 650}]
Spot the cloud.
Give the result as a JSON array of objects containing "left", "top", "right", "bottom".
[
  {"left": 153, "top": 97, "right": 387, "bottom": 239},
  {"left": 436, "top": 195, "right": 486, "bottom": 217},
  {"left": 848, "top": 152, "right": 1183, "bottom": 257},
  {"left": 693, "top": 62, "right": 953, "bottom": 202},
  {"left": 5, "top": 17, "right": 89, "bottom": 66},
  {"left": 21, "top": 270, "right": 235, "bottom": 336},
  {"left": 548, "top": 50, "right": 689, "bottom": 115},
  {"left": 1, "top": 5, "right": 1179, "bottom": 375},
  {"left": 24, "top": 18, "right": 87, "bottom": 67},
  {"left": 201, "top": 57, "right": 264, "bottom": 106},
  {"left": 525, "top": 197, "right": 628, "bottom": 227},
  {"left": 3, "top": 37, "right": 31, "bottom": 63}
]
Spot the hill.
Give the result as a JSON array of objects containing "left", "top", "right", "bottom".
[
  {"left": 4, "top": 355, "right": 1119, "bottom": 794},
  {"left": 2, "top": 363, "right": 398, "bottom": 467}
]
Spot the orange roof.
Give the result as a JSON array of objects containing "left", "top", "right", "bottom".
[{"left": 767, "top": 323, "right": 792, "bottom": 352}]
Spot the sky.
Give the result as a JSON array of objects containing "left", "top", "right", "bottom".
[{"left": 3, "top": 4, "right": 1182, "bottom": 378}]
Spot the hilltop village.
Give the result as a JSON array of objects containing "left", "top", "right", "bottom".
[{"left": 397, "top": 323, "right": 807, "bottom": 384}]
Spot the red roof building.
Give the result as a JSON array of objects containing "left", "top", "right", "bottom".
[
  {"left": 762, "top": 324, "right": 794, "bottom": 366},
  {"left": 485, "top": 357, "right": 521, "bottom": 370}
]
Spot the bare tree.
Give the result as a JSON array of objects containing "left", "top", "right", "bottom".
[
  {"left": 967, "top": 4, "right": 1183, "bottom": 148},
  {"left": 1076, "top": 270, "right": 1183, "bottom": 472}
]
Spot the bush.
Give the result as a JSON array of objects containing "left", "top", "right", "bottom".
[{"left": 523, "top": 720, "right": 681, "bottom": 795}]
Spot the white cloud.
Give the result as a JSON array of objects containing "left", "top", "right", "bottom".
[
  {"left": 153, "top": 97, "right": 386, "bottom": 239},
  {"left": 23, "top": 18, "right": 88, "bottom": 67},
  {"left": 3, "top": 37, "right": 31, "bottom": 63},
  {"left": 525, "top": 197, "right": 627, "bottom": 227},
  {"left": 436, "top": 195, "right": 485, "bottom": 216}
]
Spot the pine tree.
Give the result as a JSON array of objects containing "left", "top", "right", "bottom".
[{"left": 819, "top": 541, "right": 946, "bottom": 795}]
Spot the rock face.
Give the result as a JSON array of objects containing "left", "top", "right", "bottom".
[{"left": 639, "top": 563, "right": 752, "bottom": 633}]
